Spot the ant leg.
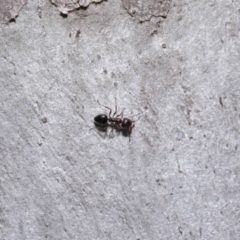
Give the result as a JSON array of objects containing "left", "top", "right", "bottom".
[
  {"left": 90, "top": 127, "right": 107, "bottom": 139},
  {"left": 130, "top": 112, "right": 141, "bottom": 120},
  {"left": 109, "top": 126, "right": 114, "bottom": 138},
  {"left": 128, "top": 129, "right": 132, "bottom": 142},
  {"left": 127, "top": 117, "right": 136, "bottom": 142},
  {"left": 129, "top": 112, "right": 141, "bottom": 126},
  {"left": 89, "top": 127, "right": 95, "bottom": 132},
  {"left": 116, "top": 108, "right": 125, "bottom": 118},
  {"left": 113, "top": 97, "right": 118, "bottom": 117},
  {"left": 97, "top": 100, "right": 112, "bottom": 118}
]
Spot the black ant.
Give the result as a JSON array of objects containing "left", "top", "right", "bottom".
[{"left": 94, "top": 98, "right": 139, "bottom": 140}]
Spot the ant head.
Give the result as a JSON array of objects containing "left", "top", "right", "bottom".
[{"left": 121, "top": 118, "right": 133, "bottom": 129}]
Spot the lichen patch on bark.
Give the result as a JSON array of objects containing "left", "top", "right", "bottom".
[
  {"left": 122, "top": 0, "right": 172, "bottom": 22},
  {"left": 0, "top": 0, "right": 27, "bottom": 24},
  {"left": 50, "top": 0, "right": 104, "bottom": 14}
]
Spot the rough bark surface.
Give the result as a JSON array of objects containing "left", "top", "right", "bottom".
[
  {"left": 50, "top": 0, "right": 104, "bottom": 14},
  {"left": 0, "top": 0, "right": 27, "bottom": 23},
  {"left": 0, "top": 0, "right": 239, "bottom": 239},
  {"left": 122, "top": 0, "right": 172, "bottom": 21}
]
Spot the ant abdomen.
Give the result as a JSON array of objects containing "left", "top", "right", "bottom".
[{"left": 94, "top": 114, "right": 108, "bottom": 129}]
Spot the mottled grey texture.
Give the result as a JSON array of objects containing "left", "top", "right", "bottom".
[
  {"left": 0, "top": 0, "right": 240, "bottom": 239},
  {"left": 50, "top": 0, "right": 104, "bottom": 14},
  {"left": 122, "top": 0, "right": 172, "bottom": 21},
  {"left": 0, "top": 0, "right": 27, "bottom": 23}
]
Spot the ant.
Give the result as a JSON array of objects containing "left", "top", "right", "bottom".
[{"left": 94, "top": 98, "right": 139, "bottom": 140}]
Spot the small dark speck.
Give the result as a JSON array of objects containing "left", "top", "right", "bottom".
[
  {"left": 75, "top": 30, "right": 81, "bottom": 38},
  {"left": 97, "top": 55, "right": 101, "bottom": 60},
  {"left": 69, "top": 33, "right": 71, "bottom": 38},
  {"left": 9, "top": 18, "right": 16, "bottom": 23},
  {"left": 156, "top": 179, "right": 161, "bottom": 186},
  {"left": 131, "top": 10, "right": 136, "bottom": 15},
  {"left": 162, "top": 43, "right": 167, "bottom": 48},
  {"left": 235, "top": 145, "right": 238, "bottom": 151},
  {"left": 41, "top": 117, "right": 48, "bottom": 123},
  {"left": 60, "top": 13, "right": 68, "bottom": 18},
  {"left": 156, "top": 20, "right": 162, "bottom": 28},
  {"left": 178, "top": 16, "right": 182, "bottom": 21},
  {"left": 219, "top": 96, "right": 223, "bottom": 107},
  {"left": 103, "top": 68, "right": 107, "bottom": 74},
  {"left": 151, "top": 30, "right": 158, "bottom": 36},
  {"left": 178, "top": 226, "right": 183, "bottom": 235},
  {"left": 144, "top": 106, "right": 148, "bottom": 110},
  {"left": 114, "top": 82, "right": 118, "bottom": 87},
  {"left": 37, "top": 6, "right": 42, "bottom": 18}
]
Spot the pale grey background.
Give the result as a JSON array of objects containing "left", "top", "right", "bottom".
[{"left": 0, "top": 0, "right": 240, "bottom": 239}]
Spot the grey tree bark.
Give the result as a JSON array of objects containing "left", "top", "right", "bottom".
[{"left": 0, "top": 0, "right": 239, "bottom": 239}]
